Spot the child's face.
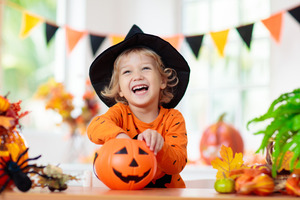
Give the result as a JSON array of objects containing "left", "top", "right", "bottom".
[{"left": 117, "top": 51, "right": 167, "bottom": 109}]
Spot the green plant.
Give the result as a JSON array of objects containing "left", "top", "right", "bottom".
[{"left": 247, "top": 88, "right": 300, "bottom": 177}]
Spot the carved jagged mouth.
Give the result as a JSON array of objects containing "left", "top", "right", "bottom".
[{"left": 113, "top": 168, "right": 151, "bottom": 183}]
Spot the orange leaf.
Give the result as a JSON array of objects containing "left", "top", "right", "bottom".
[
  {"left": 0, "top": 116, "right": 15, "bottom": 129},
  {"left": 211, "top": 145, "right": 244, "bottom": 179},
  {"left": 278, "top": 151, "right": 299, "bottom": 172}
]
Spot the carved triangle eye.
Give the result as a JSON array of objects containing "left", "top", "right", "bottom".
[
  {"left": 139, "top": 147, "right": 148, "bottom": 155},
  {"left": 115, "top": 147, "right": 128, "bottom": 154}
]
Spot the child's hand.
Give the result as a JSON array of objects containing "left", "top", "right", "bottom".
[{"left": 137, "top": 129, "right": 164, "bottom": 155}]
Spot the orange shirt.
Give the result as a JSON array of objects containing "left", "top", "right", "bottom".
[{"left": 87, "top": 102, "right": 188, "bottom": 188}]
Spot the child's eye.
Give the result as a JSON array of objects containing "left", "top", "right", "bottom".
[
  {"left": 143, "top": 66, "right": 151, "bottom": 70},
  {"left": 122, "top": 70, "right": 131, "bottom": 75}
]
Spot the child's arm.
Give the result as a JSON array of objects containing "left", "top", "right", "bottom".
[
  {"left": 87, "top": 104, "right": 127, "bottom": 144},
  {"left": 155, "top": 111, "right": 188, "bottom": 175},
  {"left": 116, "top": 133, "right": 131, "bottom": 139}
]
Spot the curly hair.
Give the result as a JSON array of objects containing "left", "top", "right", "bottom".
[{"left": 101, "top": 47, "right": 178, "bottom": 106}]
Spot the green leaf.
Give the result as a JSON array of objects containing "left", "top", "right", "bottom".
[
  {"left": 247, "top": 88, "right": 300, "bottom": 177},
  {"left": 273, "top": 124, "right": 292, "bottom": 158},
  {"left": 254, "top": 115, "right": 293, "bottom": 153},
  {"left": 267, "top": 89, "right": 300, "bottom": 113},
  {"left": 292, "top": 114, "right": 300, "bottom": 131}
]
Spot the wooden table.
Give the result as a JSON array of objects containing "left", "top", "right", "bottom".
[{"left": 1, "top": 180, "right": 299, "bottom": 200}]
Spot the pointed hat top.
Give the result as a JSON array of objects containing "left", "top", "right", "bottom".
[{"left": 125, "top": 24, "right": 144, "bottom": 40}]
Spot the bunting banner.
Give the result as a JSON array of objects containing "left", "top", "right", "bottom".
[
  {"left": 210, "top": 29, "right": 229, "bottom": 57},
  {"left": 110, "top": 35, "right": 125, "bottom": 46},
  {"left": 89, "top": 34, "right": 106, "bottom": 56},
  {"left": 65, "top": 26, "right": 87, "bottom": 54},
  {"left": 185, "top": 35, "right": 204, "bottom": 59},
  {"left": 45, "top": 22, "right": 59, "bottom": 45},
  {"left": 3, "top": 1, "right": 300, "bottom": 58},
  {"left": 261, "top": 12, "right": 284, "bottom": 43},
  {"left": 19, "top": 12, "right": 43, "bottom": 39},
  {"left": 288, "top": 5, "right": 300, "bottom": 24},
  {"left": 236, "top": 24, "right": 254, "bottom": 49},
  {"left": 162, "top": 34, "right": 184, "bottom": 50}
]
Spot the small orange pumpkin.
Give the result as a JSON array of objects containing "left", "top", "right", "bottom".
[
  {"left": 236, "top": 173, "right": 274, "bottom": 196},
  {"left": 94, "top": 138, "right": 157, "bottom": 190},
  {"left": 200, "top": 113, "right": 244, "bottom": 165},
  {"left": 0, "top": 96, "right": 10, "bottom": 113},
  {"left": 231, "top": 167, "right": 274, "bottom": 196},
  {"left": 286, "top": 170, "right": 300, "bottom": 196}
]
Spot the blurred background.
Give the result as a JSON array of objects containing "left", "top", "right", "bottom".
[{"left": 1, "top": 0, "right": 300, "bottom": 172}]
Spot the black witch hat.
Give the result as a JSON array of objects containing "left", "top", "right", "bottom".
[{"left": 89, "top": 24, "right": 190, "bottom": 108}]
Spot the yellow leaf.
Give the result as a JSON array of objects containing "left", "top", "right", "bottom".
[
  {"left": 6, "top": 143, "right": 22, "bottom": 161},
  {"left": 211, "top": 145, "right": 244, "bottom": 180}
]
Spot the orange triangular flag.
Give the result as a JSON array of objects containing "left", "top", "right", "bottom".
[
  {"left": 19, "top": 12, "right": 43, "bottom": 39},
  {"left": 261, "top": 12, "right": 284, "bottom": 43},
  {"left": 109, "top": 35, "right": 125, "bottom": 45},
  {"left": 162, "top": 34, "right": 184, "bottom": 50},
  {"left": 210, "top": 29, "right": 230, "bottom": 57},
  {"left": 65, "top": 26, "right": 87, "bottom": 54}
]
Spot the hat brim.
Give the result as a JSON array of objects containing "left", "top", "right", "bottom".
[{"left": 89, "top": 32, "right": 190, "bottom": 108}]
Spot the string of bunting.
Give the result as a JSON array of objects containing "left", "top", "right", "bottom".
[{"left": 2, "top": 0, "right": 300, "bottom": 58}]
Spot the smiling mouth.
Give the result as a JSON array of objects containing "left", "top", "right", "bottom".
[
  {"left": 113, "top": 168, "right": 151, "bottom": 183},
  {"left": 132, "top": 85, "right": 149, "bottom": 93}
]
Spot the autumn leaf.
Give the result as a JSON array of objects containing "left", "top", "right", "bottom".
[
  {"left": 211, "top": 145, "right": 244, "bottom": 180},
  {"left": 0, "top": 116, "right": 15, "bottom": 129},
  {"left": 278, "top": 151, "right": 299, "bottom": 172}
]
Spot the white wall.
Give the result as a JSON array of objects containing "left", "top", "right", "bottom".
[
  {"left": 85, "top": 0, "right": 182, "bottom": 35},
  {"left": 270, "top": 0, "right": 300, "bottom": 99},
  {"left": 85, "top": 0, "right": 183, "bottom": 76}
]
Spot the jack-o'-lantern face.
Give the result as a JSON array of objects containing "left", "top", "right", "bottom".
[{"left": 94, "top": 138, "right": 157, "bottom": 190}]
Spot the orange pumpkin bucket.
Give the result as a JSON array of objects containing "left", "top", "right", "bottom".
[{"left": 93, "top": 138, "right": 157, "bottom": 190}]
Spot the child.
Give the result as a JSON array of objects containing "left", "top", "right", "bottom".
[{"left": 88, "top": 25, "right": 190, "bottom": 188}]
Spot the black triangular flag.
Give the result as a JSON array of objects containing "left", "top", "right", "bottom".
[
  {"left": 236, "top": 23, "right": 254, "bottom": 50},
  {"left": 89, "top": 34, "right": 106, "bottom": 56},
  {"left": 185, "top": 35, "right": 204, "bottom": 59},
  {"left": 45, "top": 22, "right": 59, "bottom": 45},
  {"left": 288, "top": 5, "right": 300, "bottom": 24}
]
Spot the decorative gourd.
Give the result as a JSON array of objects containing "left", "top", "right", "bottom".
[
  {"left": 286, "top": 170, "right": 300, "bottom": 196},
  {"left": 0, "top": 96, "right": 10, "bottom": 113},
  {"left": 200, "top": 113, "right": 244, "bottom": 165},
  {"left": 0, "top": 96, "right": 29, "bottom": 190},
  {"left": 93, "top": 138, "right": 157, "bottom": 190},
  {"left": 235, "top": 173, "right": 274, "bottom": 196},
  {"left": 0, "top": 130, "right": 28, "bottom": 187}
]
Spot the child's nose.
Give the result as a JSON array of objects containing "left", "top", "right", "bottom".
[{"left": 133, "top": 71, "right": 143, "bottom": 80}]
